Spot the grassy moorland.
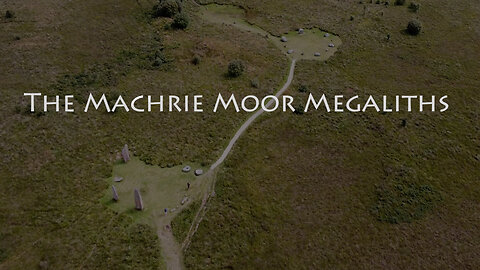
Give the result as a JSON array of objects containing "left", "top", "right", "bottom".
[
  {"left": 0, "top": 0, "right": 479, "bottom": 269},
  {"left": 183, "top": 0, "right": 480, "bottom": 269},
  {"left": 0, "top": 0, "right": 286, "bottom": 268}
]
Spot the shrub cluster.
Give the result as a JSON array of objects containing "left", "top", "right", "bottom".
[
  {"left": 5, "top": 10, "right": 15, "bottom": 19},
  {"left": 298, "top": 84, "right": 308, "bottom": 93},
  {"left": 227, "top": 60, "right": 245, "bottom": 78},
  {"left": 409, "top": 2, "right": 420, "bottom": 12},
  {"left": 191, "top": 55, "right": 201, "bottom": 65},
  {"left": 394, "top": 0, "right": 405, "bottom": 6},
  {"left": 152, "top": 0, "right": 190, "bottom": 30},
  {"left": 153, "top": 0, "right": 182, "bottom": 18},
  {"left": 407, "top": 19, "right": 422, "bottom": 35},
  {"left": 171, "top": 12, "right": 190, "bottom": 29}
]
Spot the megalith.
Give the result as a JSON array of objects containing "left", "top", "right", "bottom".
[
  {"left": 112, "top": 185, "right": 119, "bottom": 201},
  {"left": 134, "top": 189, "right": 144, "bottom": 210},
  {"left": 121, "top": 144, "right": 130, "bottom": 163}
]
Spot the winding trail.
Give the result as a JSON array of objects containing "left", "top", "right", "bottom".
[
  {"left": 210, "top": 59, "right": 297, "bottom": 171},
  {"left": 181, "top": 59, "right": 297, "bottom": 255}
]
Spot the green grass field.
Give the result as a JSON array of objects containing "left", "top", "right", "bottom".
[
  {"left": 101, "top": 157, "right": 206, "bottom": 225},
  {"left": 1, "top": 0, "right": 479, "bottom": 269}
]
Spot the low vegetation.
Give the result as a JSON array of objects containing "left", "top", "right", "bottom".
[
  {"left": 1, "top": 0, "right": 479, "bottom": 269},
  {"left": 407, "top": 19, "right": 422, "bottom": 35},
  {"left": 371, "top": 167, "right": 442, "bottom": 224},
  {"left": 171, "top": 201, "right": 201, "bottom": 242},
  {"left": 5, "top": 10, "right": 15, "bottom": 19},
  {"left": 409, "top": 2, "right": 420, "bottom": 12},
  {"left": 227, "top": 60, "right": 245, "bottom": 78},
  {"left": 153, "top": 0, "right": 182, "bottom": 18},
  {"left": 172, "top": 12, "right": 190, "bottom": 29}
]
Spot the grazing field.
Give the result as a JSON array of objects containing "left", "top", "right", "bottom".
[{"left": 0, "top": 0, "right": 479, "bottom": 269}]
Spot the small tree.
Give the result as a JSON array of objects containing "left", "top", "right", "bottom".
[
  {"left": 394, "top": 0, "right": 405, "bottom": 6},
  {"left": 171, "top": 13, "right": 189, "bottom": 29},
  {"left": 407, "top": 19, "right": 422, "bottom": 35},
  {"left": 227, "top": 60, "right": 245, "bottom": 78},
  {"left": 153, "top": 0, "right": 182, "bottom": 18}
]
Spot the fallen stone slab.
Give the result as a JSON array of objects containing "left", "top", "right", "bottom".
[
  {"left": 287, "top": 49, "right": 294, "bottom": 54},
  {"left": 298, "top": 28, "right": 304, "bottom": 34},
  {"left": 280, "top": 36, "right": 287, "bottom": 42},
  {"left": 314, "top": 52, "right": 321, "bottom": 56},
  {"left": 182, "top": 166, "right": 191, "bottom": 173},
  {"left": 113, "top": 176, "right": 123, "bottom": 182},
  {"left": 328, "top": 43, "right": 335, "bottom": 48},
  {"left": 181, "top": 196, "right": 188, "bottom": 205},
  {"left": 194, "top": 169, "right": 204, "bottom": 176},
  {"left": 324, "top": 33, "right": 330, "bottom": 37}
]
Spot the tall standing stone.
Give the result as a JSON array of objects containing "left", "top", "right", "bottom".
[
  {"left": 112, "top": 185, "right": 119, "bottom": 201},
  {"left": 134, "top": 189, "right": 144, "bottom": 210},
  {"left": 122, "top": 144, "right": 130, "bottom": 163}
]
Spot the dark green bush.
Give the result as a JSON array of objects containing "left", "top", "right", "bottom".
[
  {"left": 298, "top": 84, "right": 308, "bottom": 93},
  {"left": 227, "top": 60, "right": 245, "bottom": 78},
  {"left": 192, "top": 55, "right": 201, "bottom": 65},
  {"left": 153, "top": 0, "right": 182, "bottom": 18},
  {"left": 294, "top": 104, "right": 305, "bottom": 114},
  {"left": 409, "top": 2, "right": 420, "bottom": 12},
  {"left": 171, "top": 12, "right": 189, "bottom": 29},
  {"left": 407, "top": 19, "right": 422, "bottom": 35},
  {"left": 5, "top": 10, "right": 15, "bottom": 19},
  {"left": 394, "top": 0, "right": 405, "bottom": 5}
]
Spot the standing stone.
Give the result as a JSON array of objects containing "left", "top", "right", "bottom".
[
  {"left": 121, "top": 144, "right": 130, "bottom": 163},
  {"left": 194, "top": 169, "right": 204, "bottom": 176},
  {"left": 298, "top": 28, "right": 304, "bottom": 34},
  {"left": 112, "top": 185, "right": 119, "bottom": 201},
  {"left": 287, "top": 49, "right": 294, "bottom": 54},
  {"left": 280, "top": 36, "right": 288, "bottom": 42},
  {"left": 134, "top": 189, "right": 144, "bottom": 210}
]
